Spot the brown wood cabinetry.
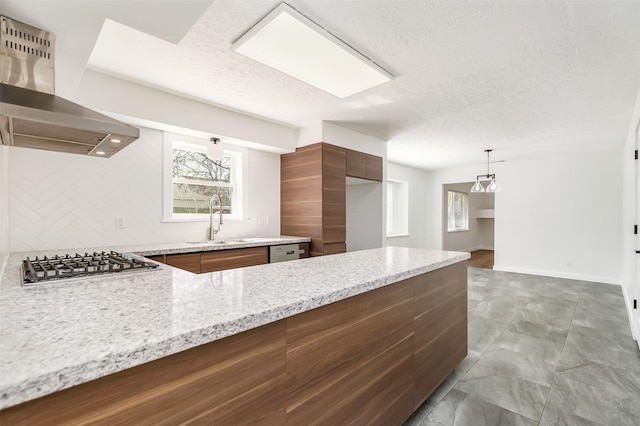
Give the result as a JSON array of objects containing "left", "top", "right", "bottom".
[
  {"left": 201, "top": 247, "right": 268, "bottom": 273},
  {"left": 345, "top": 148, "right": 383, "bottom": 181},
  {"left": 281, "top": 143, "right": 346, "bottom": 256},
  {"left": 0, "top": 321, "right": 287, "bottom": 425},
  {"left": 364, "top": 153, "right": 383, "bottom": 181},
  {"left": 286, "top": 276, "right": 415, "bottom": 424},
  {"left": 281, "top": 143, "right": 383, "bottom": 257},
  {"left": 321, "top": 241, "right": 347, "bottom": 255},
  {"left": 165, "top": 252, "right": 201, "bottom": 274},
  {"left": 413, "top": 261, "right": 467, "bottom": 408},
  {"left": 0, "top": 262, "right": 466, "bottom": 425},
  {"left": 149, "top": 247, "right": 269, "bottom": 274},
  {"left": 346, "top": 148, "right": 366, "bottom": 178}
]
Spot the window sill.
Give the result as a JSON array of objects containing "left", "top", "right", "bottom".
[
  {"left": 447, "top": 229, "right": 469, "bottom": 233},
  {"left": 386, "top": 234, "right": 410, "bottom": 238}
]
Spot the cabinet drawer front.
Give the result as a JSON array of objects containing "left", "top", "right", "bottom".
[
  {"left": 165, "top": 253, "right": 201, "bottom": 274},
  {"left": 201, "top": 247, "right": 268, "bottom": 273}
]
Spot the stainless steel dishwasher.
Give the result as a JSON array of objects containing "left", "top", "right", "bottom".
[{"left": 269, "top": 243, "right": 310, "bottom": 263}]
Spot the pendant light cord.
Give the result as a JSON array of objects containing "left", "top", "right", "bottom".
[
  {"left": 486, "top": 150, "right": 490, "bottom": 177},
  {"left": 484, "top": 149, "right": 493, "bottom": 178}
]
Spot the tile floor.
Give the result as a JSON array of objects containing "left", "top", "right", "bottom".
[{"left": 404, "top": 267, "right": 640, "bottom": 426}]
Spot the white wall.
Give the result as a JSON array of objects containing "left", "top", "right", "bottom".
[
  {"left": 7, "top": 127, "right": 281, "bottom": 252},
  {"left": 0, "top": 146, "right": 10, "bottom": 277},
  {"left": 297, "top": 121, "right": 386, "bottom": 157},
  {"left": 622, "top": 86, "right": 640, "bottom": 341},
  {"left": 385, "top": 162, "right": 429, "bottom": 249},
  {"left": 426, "top": 152, "right": 623, "bottom": 284},
  {"left": 75, "top": 70, "right": 297, "bottom": 155},
  {"left": 477, "top": 192, "right": 495, "bottom": 249},
  {"left": 346, "top": 181, "right": 383, "bottom": 251},
  {"left": 442, "top": 182, "right": 494, "bottom": 252},
  {"left": 494, "top": 152, "right": 622, "bottom": 284}
]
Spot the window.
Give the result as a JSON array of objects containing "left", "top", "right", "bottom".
[
  {"left": 163, "top": 133, "right": 243, "bottom": 221},
  {"left": 447, "top": 190, "right": 468, "bottom": 232},
  {"left": 386, "top": 179, "right": 409, "bottom": 237}
]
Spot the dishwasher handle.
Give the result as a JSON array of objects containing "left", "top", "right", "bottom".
[
  {"left": 285, "top": 249, "right": 305, "bottom": 255},
  {"left": 269, "top": 243, "right": 309, "bottom": 263}
]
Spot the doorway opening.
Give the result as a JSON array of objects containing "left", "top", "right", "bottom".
[
  {"left": 468, "top": 250, "right": 494, "bottom": 268},
  {"left": 442, "top": 182, "right": 495, "bottom": 269}
]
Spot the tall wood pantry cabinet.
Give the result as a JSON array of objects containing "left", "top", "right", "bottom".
[{"left": 280, "top": 142, "right": 383, "bottom": 256}]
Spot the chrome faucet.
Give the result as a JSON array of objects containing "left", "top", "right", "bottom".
[{"left": 209, "top": 193, "right": 224, "bottom": 240}]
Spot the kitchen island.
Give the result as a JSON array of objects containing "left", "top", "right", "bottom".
[{"left": 0, "top": 246, "right": 469, "bottom": 424}]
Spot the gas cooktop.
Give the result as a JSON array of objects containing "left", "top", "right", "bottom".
[{"left": 21, "top": 251, "right": 159, "bottom": 285}]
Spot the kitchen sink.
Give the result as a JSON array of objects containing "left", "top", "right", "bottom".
[
  {"left": 185, "top": 241, "right": 229, "bottom": 245},
  {"left": 185, "top": 238, "right": 274, "bottom": 245}
]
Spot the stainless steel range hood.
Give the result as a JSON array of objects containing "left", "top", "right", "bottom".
[{"left": 0, "top": 16, "right": 139, "bottom": 157}]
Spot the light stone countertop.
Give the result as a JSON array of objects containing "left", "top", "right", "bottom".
[
  {"left": 122, "top": 235, "right": 311, "bottom": 256},
  {"left": 0, "top": 245, "right": 469, "bottom": 410}
]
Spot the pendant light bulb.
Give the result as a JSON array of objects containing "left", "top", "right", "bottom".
[
  {"left": 470, "top": 178, "right": 485, "bottom": 193},
  {"left": 207, "top": 137, "right": 224, "bottom": 161},
  {"left": 486, "top": 178, "right": 500, "bottom": 193}
]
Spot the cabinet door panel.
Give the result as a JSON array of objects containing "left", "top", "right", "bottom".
[
  {"left": 165, "top": 253, "right": 201, "bottom": 273},
  {"left": 346, "top": 149, "right": 366, "bottom": 179},
  {"left": 365, "top": 154, "right": 383, "bottom": 181},
  {"left": 322, "top": 144, "right": 346, "bottom": 244},
  {"left": 281, "top": 144, "right": 323, "bottom": 180},
  {"left": 413, "top": 262, "right": 468, "bottom": 408},
  {"left": 323, "top": 242, "right": 346, "bottom": 255},
  {"left": 286, "top": 279, "right": 414, "bottom": 424},
  {"left": 201, "top": 247, "right": 268, "bottom": 273},
  {"left": 281, "top": 143, "right": 324, "bottom": 256}
]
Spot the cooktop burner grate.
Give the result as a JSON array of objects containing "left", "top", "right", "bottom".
[{"left": 21, "top": 251, "right": 159, "bottom": 285}]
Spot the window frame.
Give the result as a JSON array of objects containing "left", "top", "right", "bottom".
[
  {"left": 386, "top": 179, "right": 409, "bottom": 237},
  {"left": 162, "top": 132, "right": 246, "bottom": 222},
  {"left": 447, "top": 190, "right": 469, "bottom": 232}
]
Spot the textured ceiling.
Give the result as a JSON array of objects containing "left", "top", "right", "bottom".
[{"left": 8, "top": 1, "right": 640, "bottom": 170}]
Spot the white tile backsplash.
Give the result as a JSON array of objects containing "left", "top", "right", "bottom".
[
  {"left": 8, "top": 127, "right": 281, "bottom": 252},
  {"left": 0, "top": 146, "right": 10, "bottom": 274}
]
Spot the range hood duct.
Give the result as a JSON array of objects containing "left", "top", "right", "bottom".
[{"left": 0, "top": 16, "right": 139, "bottom": 157}]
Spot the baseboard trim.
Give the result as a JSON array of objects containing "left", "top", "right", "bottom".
[
  {"left": 492, "top": 265, "right": 621, "bottom": 285},
  {"left": 459, "top": 246, "right": 494, "bottom": 253},
  {"left": 621, "top": 284, "right": 639, "bottom": 343}
]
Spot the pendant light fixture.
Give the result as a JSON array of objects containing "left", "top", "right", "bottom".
[
  {"left": 470, "top": 149, "right": 500, "bottom": 193},
  {"left": 206, "top": 137, "right": 224, "bottom": 161}
]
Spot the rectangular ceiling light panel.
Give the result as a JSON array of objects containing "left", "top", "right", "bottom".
[{"left": 232, "top": 3, "right": 393, "bottom": 98}]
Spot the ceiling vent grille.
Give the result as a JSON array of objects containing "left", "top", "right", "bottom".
[{"left": 0, "top": 15, "right": 55, "bottom": 94}]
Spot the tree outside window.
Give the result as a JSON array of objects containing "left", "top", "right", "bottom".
[{"left": 172, "top": 148, "right": 234, "bottom": 215}]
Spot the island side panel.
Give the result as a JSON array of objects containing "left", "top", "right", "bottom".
[
  {"left": 0, "top": 321, "right": 287, "bottom": 425},
  {"left": 285, "top": 278, "right": 415, "bottom": 425},
  {"left": 0, "top": 259, "right": 469, "bottom": 425},
  {"left": 413, "top": 261, "right": 468, "bottom": 409}
]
